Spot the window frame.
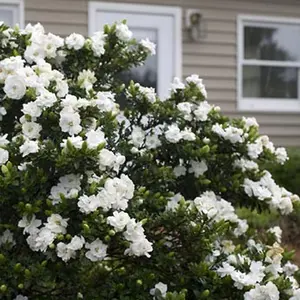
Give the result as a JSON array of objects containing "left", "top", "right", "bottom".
[
  {"left": 237, "top": 14, "right": 300, "bottom": 112},
  {"left": 0, "top": 0, "right": 24, "bottom": 28},
  {"left": 88, "top": 1, "right": 182, "bottom": 99}
]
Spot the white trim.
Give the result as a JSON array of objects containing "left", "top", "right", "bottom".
[
  {"left": 242, "top": 60, "right": 300, "bottom": 68},
  {"left": 237, "top": 14, "right": 300, "bottom": 112},
  {"left": 239, "top": 98, "right": 300, "bottom": 112}
]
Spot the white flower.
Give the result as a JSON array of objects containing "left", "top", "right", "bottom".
[
  {"left": 90, "top": 31, "right": 106, "bottom": 57},
  {"left": 125, "top": 237, "right": 153, "bottom": 258},
  {"left": 243, "top": 117, "right": 259, "bottom": 129},
  {"left": 61, "top": 94, "right": 78, "bottom": 109},
  {"left": 173, "top": 165, "right": 186, "bottom": 177},
  {"left": 0, "top": 134, "right": 9, "bottom": 147},
  {"left": 22, "top": 101, "right": 42, "bottom": 118},
  {"left": 85, "top": 238, "right": 107, "bottom": 261},
  {"left": 35, "top": 90, "right": 57, "bottom": 108},
  {"left": 212, "top": 124, "right": 244, "bottom": 144},
  {"left": 59, "top": 107, "right": 82, "bottom": 135},
  {"left": 56, "top": 242, "right": 74, "bottom": 262},
  {"left": 268, "top": 226, "right": 282, "bottom": 243},
  {"left": 18, "top": 214, "right": 41, "bottom": 235},
  {"left": 140, "top": 38, "right": 156, "bottom": 55},
  {"left": 78, "top": 69, "right": 97, "bottom": 91},
  {"left": 283, "top": 261, "right": 299, "bottom": 276},
  {"left": 93, "top": 91, "right": 117, "bottom": 113},
  {"left": 61, "top": 136, "right": 83, "bottom": 149},
  {"left": 27, "top": 227, "right": 55, "bottom": 252},
  {"left": 150, "top": 282, "right": 168, "bottom": 298},
  {"left": 244, "top": 282, "right": 280, "bottom": 300},
  {"left": 0, "top": 106, "right": 7, "bottom": 120},
  {"left": 290, "top": 289, "right": 300, "bottom": 300},
  {"left": 24, "top": 43, "right": 45, "bottom": 64},
  {"left": 166, "top": 193, "right": 182, "bottom": 211},
  {"left": 14, "top": 295, "right": 28, "bottom": 300},
  {"left": 56, "top": 79, "right": 69, "bottom": 97},
  {"left": 181, "top": 128, "right": 196, "bottom": 141},
  {"left": 186, "top": 74, "right": 207, "bottom": 98},
  {"left": 233, "top": 219, "right": 249, "bottom": 237},
  {"left": 0, "top": 148, "right": 9, "bottom": 165},
  {"left": 20, "top": 140, "right": 39, "bottom": 157},
  {"left": 45, "top": 214, "right": 69, "bottom": 234},
  {"left": 86, "top": 129, "right": 106, "bottom": 149},
  {"left": 0, "top": 229, "right": 15, "bottom": 246},
  {"left": 145, "top": 134, "right": 161, "bottom": 149},
  {"left": 170, "top": 77, "right": 185, "bottom": 92},
  {"left": 22, "top": 122, "right": 42, "bottom": 139},
  {"left": 216, "top": 262, "right": 235, "bottom": 277},
  {"left": 177, "top": 102, "right": 193, "bottom": 116},
  {"left": 188, "top": 160, "right": 208, "bottom": 177},
  {"left": 233, "top": 158, "right": 258, "bottom": 172},
  {"left": 165, "top": 124, "right": 182, "bottom": 143},
  {"left": 68, "top": 235, "right": 85, "bottom": 251},
  {"left": 136, "top": 84, "right": 156, "bottom": 103},
  {"left": 65, "top": 33, "right": 85, "bottom": 50},
  {"left": 99, "top": 149, "right": 117, "bottom": 169},
  {"left": 116, "top": 23, "right": 132, "bottom": 41},
  {"left": 4, "top": 75, "right": 26, "bottom": 99},
  {"left": 124, "top": 219, "right": 145, "bottom": 242},
  {"left": 130, "top": 126, "right": 145, "bottom": 148},
  {"left": 78, "top": 194, "right": 101, "bottom": 214},
  {"left": 193, "top": 101, "right": 212, "bottom": 121},
  {"left": 275, "top": 147, "right": 288, "bottom": 164},
  {"left": 107, "top": 211, "right": 131, "bottom": 232}
]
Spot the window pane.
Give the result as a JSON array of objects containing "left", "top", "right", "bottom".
[
  {"left": 244, "top": 24, "right": 300, "bottom": 61},
  {"left": 119, "top": 28, "right": 157, "bottom": 89},
  {"left": 0, "top": 9, "right": 14, "bottom": 27},
  {"left": 117, "top": 28, "right": 157, "bottom": 109},
  {"left": 243, "top": 65, "right": 298, "bottom": 98}
]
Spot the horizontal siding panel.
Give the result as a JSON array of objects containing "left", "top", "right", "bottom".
[
  {"left": 31, "top": 23, "right": 87, "bottom": 36},
  {"left": 183, "top": 43, "right": 236, "bottom": 56},
  {"left": 26, "top": 10, "right": 87, "bottom": 25},
  {"left": 260, "top": 126, "right": 300, "bottom": 137},
  {"left": 212, "top": 101, "right": 236, "bottom": 111},
  {"left": 26, "top": 0, "right": 87, "bottom": 12},
  {"left": 183, "top": 66, "right": 236, "bottom": 78},
  {"left": 183, "top": 31, "right": 236, "bottom": 44},
  {"left": 267, "top": 136, "right": 300, "bottom": 147},
  {"left": 184, "top": 55, "right": 235, "bottom": 68}
]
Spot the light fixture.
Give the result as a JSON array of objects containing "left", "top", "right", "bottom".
[{"left": 186, "top": 9, "right": 206, "bottom": 42}]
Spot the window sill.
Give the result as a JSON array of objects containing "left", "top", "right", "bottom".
[{"left": 238, "top": 98, "right": 300, "bottom": 113}]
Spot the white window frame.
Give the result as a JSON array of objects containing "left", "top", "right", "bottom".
[
  {"left": 0, "top": 0, "right": 24, "bottom": 28},
  {"left": 237, "top": 14, "right": 300, "bottom": 112},
  {"left": 88, "top": 2, "right": 182, "bottom": 99}
]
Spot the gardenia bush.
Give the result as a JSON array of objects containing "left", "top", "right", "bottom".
[{"left": 0, "top": 21, "right": 300, "bottom": 300}]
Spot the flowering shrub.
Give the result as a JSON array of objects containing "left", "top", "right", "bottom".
[{"left": 0, "top": 21, "right": 300, "bottom": 299}]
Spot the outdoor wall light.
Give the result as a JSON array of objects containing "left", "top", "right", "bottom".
[{"left": 186, "top": 9, "right": 207, "bottom": 42}]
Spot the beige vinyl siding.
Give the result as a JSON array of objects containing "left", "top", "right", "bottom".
[{"left": 25, "top": 0, "right": 300, "bottom": 146}]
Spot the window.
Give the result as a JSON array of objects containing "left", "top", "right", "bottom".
[
  {"left": 237, "top": 15, "right": 300, "bottom": 112},
  {"left": 0, "top": 0, "right": 24, "bottom": 28},
  {"left": 88, "top": 2, "right": 182, "bottom": 100}
]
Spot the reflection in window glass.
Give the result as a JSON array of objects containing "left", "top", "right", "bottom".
[
  {"left": 244, "top": 24, "right": 300, "bottom": 61},
  {"left": 117, "top": 28, "right": 157, "bottom": 108},
  {"left": 243, "top": 66, "right": 298, "bottom": 98},
  {"left": 0, "top": 9, "right": 14, "bottom": 27}
]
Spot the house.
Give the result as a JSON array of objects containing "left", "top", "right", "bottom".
[{"left": 1, "top": 0, "right": 300, "bottom": 146}]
